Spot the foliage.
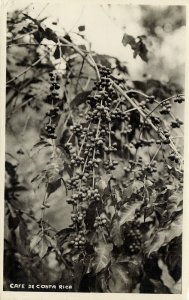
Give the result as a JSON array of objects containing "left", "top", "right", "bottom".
[{"left": 4, "top": 8, "right": 184, "bottom": 293}]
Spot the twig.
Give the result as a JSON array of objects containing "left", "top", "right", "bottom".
[
  {"left": 6, "top": 46, "right": 55, "bottom": 85},
  {"left": 7, "top": 29, "right": 38, "bottom": 44}
]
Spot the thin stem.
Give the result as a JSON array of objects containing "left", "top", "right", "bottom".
[
  {"left": 6, "top": 45, "right": 55, "bottom": 85},
  {"left": 149, "top": 144, "right": 162, "bottom": 165}
]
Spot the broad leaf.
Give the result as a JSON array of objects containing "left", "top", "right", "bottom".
[
  {"left": 119, "top": 201, "right": 143, "bottom": 226},
  {"left": 158, "top": 259, "right": 176, "bottom": 290},
  {"left": 47, "top": 178, "right": 62, "bottom": 197},
  {"left": 122, "top": 33, "right": 136, "bottom": 49},
  {"left": 30, "top": 234, "right": 42, "bottom": 251},
  {"left": 32, "top": 140, "right": 51, "bottom": 150},
  {"left": 97, "top": 174, "right": 112, "bottom": 191},
  {"left": 110, "top": 217, "right": 123, "bottom": 247},
  {"left": 145, "top": 214, "right": 182, "bottom": 255},
  {"left": 93, "top": 242, "right": 113, "bottom": 274},
  {"left": 123, "top": 180, "right": 144, "bottom": 199},
  {"left": 108, "top": 262, "right": 133, "bottom": 292}
]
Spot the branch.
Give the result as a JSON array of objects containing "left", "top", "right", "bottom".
[{"left": 6, "top": 46, "right": 55, "bottom": 85}]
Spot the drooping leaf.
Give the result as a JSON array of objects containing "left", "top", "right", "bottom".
[
  {"left": 133, "top": 38, "right": 148, "bottom": 62},
  {"left": 19, "top": 218, "right": 28, "bottom": 246},
  {"left": 145, "top": 214, "right": 182, "bottom": 255},
  {"left": 85, "top": 201, "right": 103, "bottom": 230},
  {"left": 93, "top": 242, "right": 113, "bottom": 274},
  {"left": 5, "top": 161, "right": 17, "bottom": 177},
  {"left": 45, "top": 27, "right": 58, "bottom": 42},
  {"left": 30, "top": 234, "right": 52, "bottom": 259},
  {"left": 158, "top": 259, "right": 176, "bottom": 290},
  {"left": 122, "top": 33, "right": 136, "bottom": 49},
  {"left": 73, "top": 260, "right": 85, "bottom": 291},
  {"left": 38, "top": 236, "right": 49, "bottom": 259},
  {"left": 119, "top": 201, "right": 143, "bottom": 226},
  {"left": 32, "top": 140, "right": 51, "bottom": 150},
  {"left": 30, "top": 234, "right": 42, "bottom": 252},
  {"left": 108, "top": 262, "right": 133, "bottom": 292},
  {"left": 45, "top": 235, "right": 57, "bottom": 249},
  {"left": 8, "top": 213, "right": 20, "bottom": 230},
  {"left": 110, "top": 217, "right": 123, "bottom": 247},
  {"left": 47, "top": 178, "right": 62, "bottom": 197},
  {"left": 149, "top": 278, "right": 170, "bottom": 293}
]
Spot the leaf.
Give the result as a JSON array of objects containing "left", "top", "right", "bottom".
[
  {"left": 133, "top": 38, "right": 148, "bottom": 62},
  {"left": 170, "top": 279, "right": 182, "bottom": 294},
  {"left": 14, "top": 185, "right": 27, "bottom": 191},
  {"left": 30, "top": 234, "right": 51, "bottom": 258},
  {"left": 110, "top": 217, "right": 123, "bottom": 247},
  {"left": 123, "top": 180, "right": 144, "bottom": 199},
  {"left": 145, "top": 214, "right": 182, "bottom": 255},
  {"left": 97, "top": 174, "right": 112, "bottom": 191},
  {"left": 33, "top": 27, "right": 45, "bottom": 43},
  {"left": 144, "top": 205, "right": 154, "bottom": 220},
  {"left": 119, "top": 201, "right": 142, "bottom": 226},
  {"left": 32, "top": 140, "right": 51, "bottom": 150},
  {"left": 45, "top": 27, "right": 58, "bottom": 42},
  {"left": 38, "top": 236, "right": 49, "bottom": 259},
  {"left": 78, "top": 25, "right": 85, "bottom": 32},
  {"left": 122, "top": 33, "right": 136, "bottom": 49},
  {"left": 19, "top": 219, "right": 28, "bottom": 246},
  {"left": 158, "top": 259, "right": 175, "bottom": 290},
  {"left": 45, "top": 235, "right": 57, "bottom": 249},
  {"left": 47, "top": 178, "right": 62, "bottom": 197},
  {"left": 73, "top": 260, "right": 85, "bottom": 291},
  {"left": 8, "top": 214, "right": 20, "bottom": 230},
  {"left": 108, "top": 262, "right": 133, "bottom": 292},
  {"left": 93, "top": 242, "right": 113, "bottom": 274},
  {"left": 53, "top": 45, "right": 64, "bottom": 59},
  {"left": 70, "top": 91, "right": 91, "bottom": 108},
  {"left": 5, "top": 161, "right": 17, "bottom": 177},
  {"left": 149, "top": 279, "right": 170, "bottom": 293},
  {"left": 85, "top": 201, "right": 103, "bottom": 230},
  {"left": 30, "top": 235, "right": 42, "bottom": 251}
]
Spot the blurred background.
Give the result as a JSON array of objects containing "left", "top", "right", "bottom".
[{"left": 7, "top": 1, "right": 186, "bottom": 86}]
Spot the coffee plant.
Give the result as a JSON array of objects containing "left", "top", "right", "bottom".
[{"left": 4, "top": 8, "right": 184, "bottom": 293}]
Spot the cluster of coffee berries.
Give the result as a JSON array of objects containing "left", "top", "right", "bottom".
[
  {"left": 44, "top": 123, "right": 57, "bottom": 139},
  {"left": 45, "top": 72, "right": 61, "bottom": 104},
  {"left": 103, "top": 159, "right": 118, "bottom": 171},
  {"left": 160, "top": 100, "right": 172, "bottom": 115},
  {"left": 134, "top": 138, "right": 155, "bottom": 149},
  {"left": 174, "top": 95, "right": 184, "bottom": 103},
  {"left": 94, "top": 214, "right": 107, "bottom": 228},
  {"left": 71, "top": 211, "right": 86, "bottom": 223},
  {"left": 46, "top": 107, "right": 60, "bottom": 119},
  {"left": 143, "top": 161, "right": 157, "bottom": 176},
  {"left": 123, "top": 220, "right": 142, "bottom": 255},
  {"left": 44, "top": 72, "right": 62, "bottom": 139},
  {"left": 168, "top": 151, "right": 179, "bottom": 163},
  {"left": 87, "top": 188, "right": 101, "bottom": 201},
  {"left": 170, "top": 118, "right": 183, "bottom": 129},
  {"left": 69, "top": 232, "right": 86, "bottom": 249},
  {"left": 139, "top": 100, "right": 147, "bottom": 110},
  {"left": 146, "top": 95, "right": 155, "bottom": 104}
]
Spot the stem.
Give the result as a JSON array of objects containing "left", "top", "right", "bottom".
[
  {"left": 6, "top": 45, "right": 56, "bottom": 85},
  {"left": 149, "top": 144, "right": 162, "bottom": 165}
]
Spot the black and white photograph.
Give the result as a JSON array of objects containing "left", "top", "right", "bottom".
[{"left": 1, "top": 0, "right": 187, "bottom": 296}]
